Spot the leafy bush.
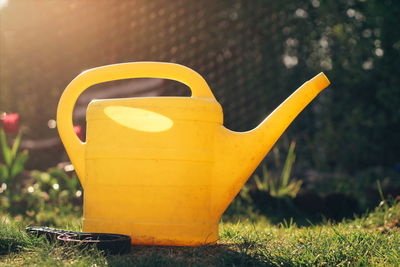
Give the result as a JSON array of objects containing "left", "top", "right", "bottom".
[
  {"left": 0, "top": 166, "right": 83, "bottom": 226},
  {"left": 0, "top": 119, "right": 82, "bottom": 226}
]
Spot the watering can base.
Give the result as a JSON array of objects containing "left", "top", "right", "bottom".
[{"left": 83, "top": 218, "right": 219, "bottom": 246}]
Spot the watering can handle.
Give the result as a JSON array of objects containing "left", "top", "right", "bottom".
[{"left": 56, "top": 62, "right": 215, "bottom": 187}]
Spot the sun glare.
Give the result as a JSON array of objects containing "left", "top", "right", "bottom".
[
  {"left": 0, "top": 0, "right": 8, "bottom": 10},
  {"left": 104, "top": 106, "right": 173, "bottom": 133}
]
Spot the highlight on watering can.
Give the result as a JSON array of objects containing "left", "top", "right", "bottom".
[{"left": 104, "top": 106, "right": 174, "bottom": 133}]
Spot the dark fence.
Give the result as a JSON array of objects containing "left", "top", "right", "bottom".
[{"left": 1, "top": 0, "right": 399, "bottom": 174}]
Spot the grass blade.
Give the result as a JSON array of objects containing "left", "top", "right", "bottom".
[
  {"left": 0, "top": 129, "right": 12, "bottom": 166},
  {"left": 11, "top": 131, "right": 22, "bottom": 159},
  {"left": 280, "top": 141, "right": 296, "bottom": 188}
]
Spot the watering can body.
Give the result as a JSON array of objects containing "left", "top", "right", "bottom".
[{"left": 57, "top": 62, "right": 330, "bottom": 246}]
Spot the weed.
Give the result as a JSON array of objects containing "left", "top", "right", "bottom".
[{"left": 253, "top": 141, "right": 302, "bottom": 198}]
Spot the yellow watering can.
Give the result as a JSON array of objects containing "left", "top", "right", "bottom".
[{"left": 57, "top": 62, "right": 330, "bottom": 246}]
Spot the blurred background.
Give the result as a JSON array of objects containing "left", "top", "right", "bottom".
[{"left": 0, "top": 0, "right": 399, "bottom": 225}]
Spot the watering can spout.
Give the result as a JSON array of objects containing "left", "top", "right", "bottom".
[{"left": 213, "top": 73, "right": 330, "bottom": 218}]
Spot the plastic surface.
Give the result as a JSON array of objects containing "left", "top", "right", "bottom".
[{"left": 57, "top": 62, "right": 330, "bottom": 246}]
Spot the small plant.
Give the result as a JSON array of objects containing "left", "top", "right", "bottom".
[
  {"left": 252, "top": 141, "right": 302, "bottom": 198},
  {"left": 25, "top": 167, "right": 83, "bottom": 225},
  {"left": 0, "top": 113, "right": 29, "bottom": 200},
  {"left": 0, "top": 113, "right": 83, "bottom": 225},
  {"left": 1, "top": 165, "right": 83, "bottom": 225}
]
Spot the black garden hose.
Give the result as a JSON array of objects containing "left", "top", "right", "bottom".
[{"left": 26, "top": 226, "right": 131, "bottom": 255}]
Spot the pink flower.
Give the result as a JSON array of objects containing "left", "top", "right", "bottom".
[
  {"left": 1, "top": 113, "right": 20, "bottom": 134},
  {"left": 73, "top": 125, "right": 84, "bottom": 141}
]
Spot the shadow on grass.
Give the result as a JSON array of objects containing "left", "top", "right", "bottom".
[
  {"left": 107, "top": 243, "right": 268, "bottom": 267},
  {"left": 224, "top": 191, "right": 363, "bottom": 227}
]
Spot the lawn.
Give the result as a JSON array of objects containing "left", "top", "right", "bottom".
[{"left": 1, "top": 201, "right": 399, "bottom": 266}]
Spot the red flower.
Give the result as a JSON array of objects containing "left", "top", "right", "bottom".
[
  {"left": 73, "top": 125, "right": 84, "bottom": 141},
  {"left": 1, "top": 113, "right": 20, "bottom": 134}
]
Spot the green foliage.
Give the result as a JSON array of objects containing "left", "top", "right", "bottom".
[
  {"left": 0, "top": 129, "right": 29, "bottom": 188},
  {"left": 0, "top": 217, "right": 104, "bottom": 266},
  {"left": 1, "top": 167, "right": 83, "bottom": 226},
  {"left": 253, "top": 141, "right": 302, "bottom": 198},
  {"left": 0, "top": 217, "right": 43, "bottom": 255},
  {"left": 0, "top": 126, "right": 83, "bottom": 226}
]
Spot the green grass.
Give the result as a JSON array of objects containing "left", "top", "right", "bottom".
[{"left": 1, "top": 201, "right": 400, "bottom": 266}]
